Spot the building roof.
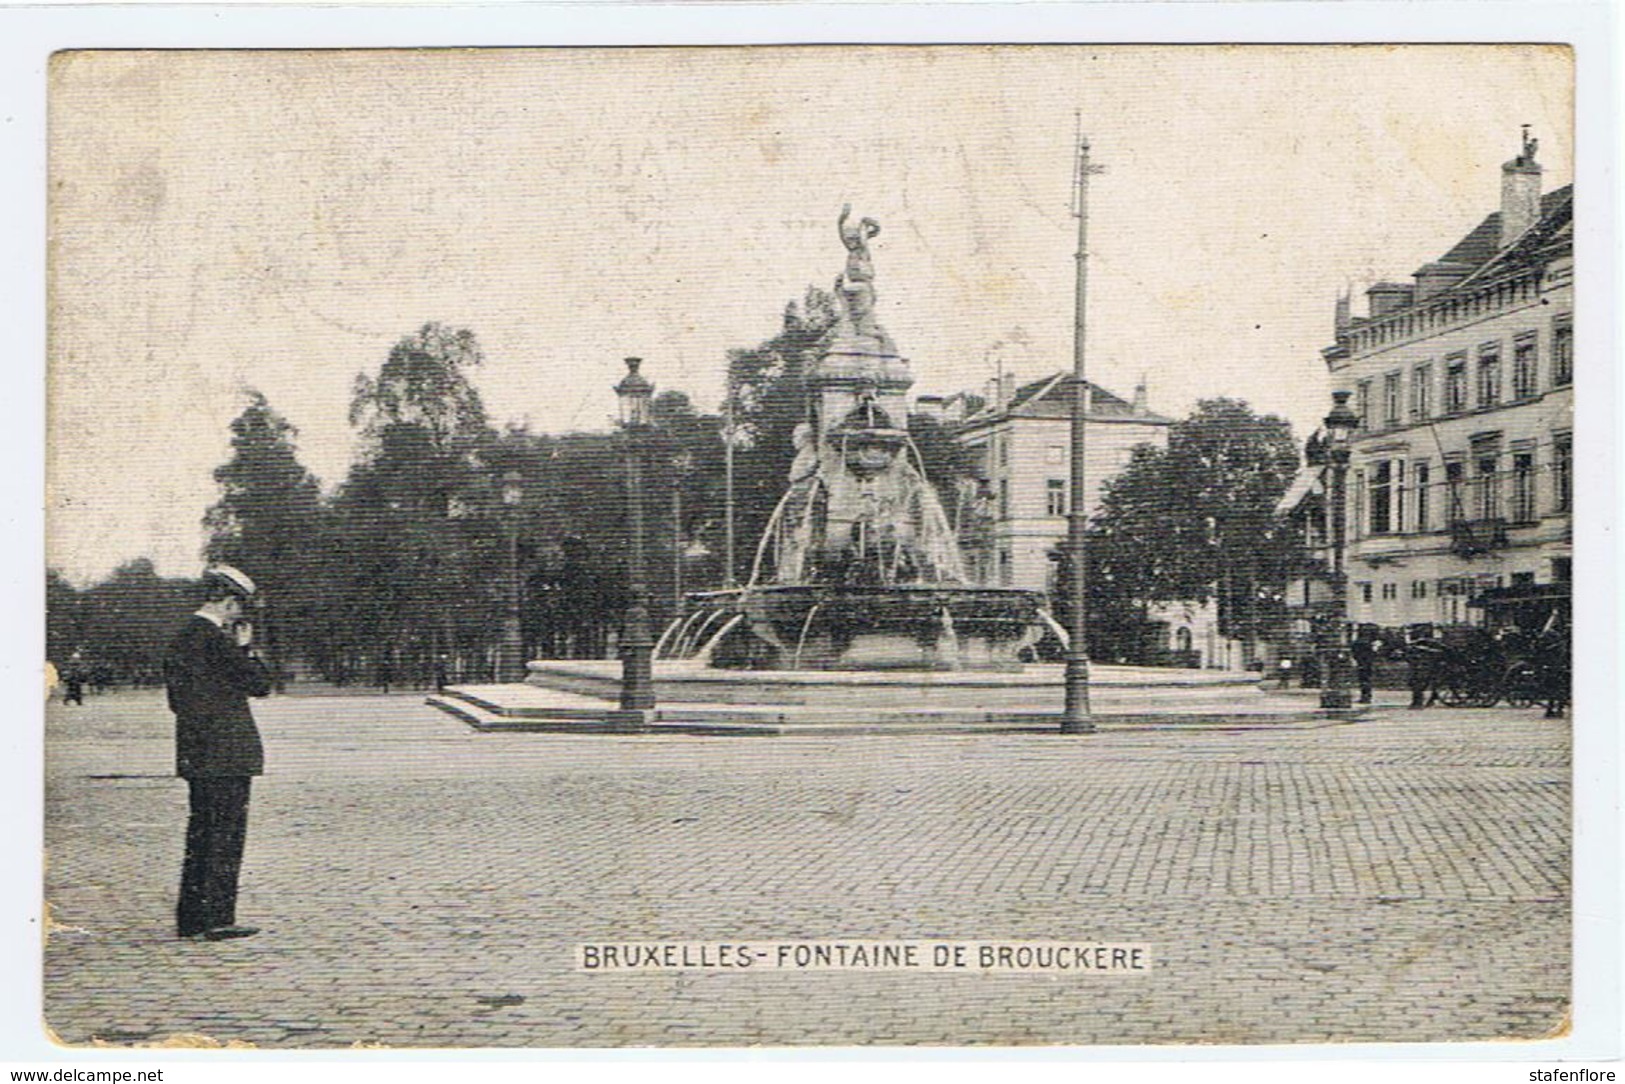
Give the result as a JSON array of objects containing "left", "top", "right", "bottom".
[
  {"left": 1346, "top": 183, "right": 1572, "bottom": 329},
  {"left": 958, "top": 372, "right": 1174, "bottom": 428},
  {"left": 1454, "top": 184, "right": 1573, "bottom": 290}
]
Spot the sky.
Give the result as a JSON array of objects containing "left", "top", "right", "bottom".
[{"left": 46, "top": 45, "right": 1573, "bottom": 586}]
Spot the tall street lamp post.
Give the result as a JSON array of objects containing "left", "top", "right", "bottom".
[
  {"left": 499, "top": 469, "right": 525, "bottom": 684},
  {"left": 1062, "top": 128, "right": 1104, "bottom": 734},
  {"left": 1320, "top": 390, "right": 1359, "bottom": 711},
  {"left": 615, "top": 357, "right": 657, "bottom": 713}
]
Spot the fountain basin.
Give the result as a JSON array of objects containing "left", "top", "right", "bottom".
[
  {"left": 523, "top": 657, "right": 1265, "bottom": 711},
  {"left": 667, "top": 585, "right": 1047, "bottom": 671}
]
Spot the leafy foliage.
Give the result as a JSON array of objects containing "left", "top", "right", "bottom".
[
  {"left": 1086, "top": 398, "right": 1306, "bottom": 651},
  {"left": 203, "top": 391, "right": 324, "bottom": 687}
]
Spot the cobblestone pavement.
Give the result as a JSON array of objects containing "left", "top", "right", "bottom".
[{"left": 41, "top": 689, "right": 1571, "bottom": 1049}]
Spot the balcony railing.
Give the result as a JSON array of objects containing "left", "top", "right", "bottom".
[{"left": 1450, "top": 517, "right": 1508, "bottom": 558}]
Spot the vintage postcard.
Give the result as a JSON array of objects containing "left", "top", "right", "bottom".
[{"left": 34, "top": 39, "right": 1606, "bottom": 1058}]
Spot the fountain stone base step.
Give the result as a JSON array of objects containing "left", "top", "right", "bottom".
[
  {"left": 523, "top": 658, "right": 1272, "bottom": 710},
  {"left": 422, "top": 659, "right": 1360, "bottom": 733},
  {"left": 428, "top": 678, "right": 1356, "bottom": 735}
]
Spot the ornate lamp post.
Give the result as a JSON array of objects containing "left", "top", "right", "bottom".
[
  {"left": 499, "top": 469, "right": 525, "bottom": 684},
  {"left": 1320, "top": 390, "right": 1359, "bottom": 711},
  {"left": 615, "top": 357, "right": 656, "bottom": 713}
]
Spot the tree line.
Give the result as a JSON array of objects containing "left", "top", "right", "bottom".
[{"left": 47, "top": 298, "right": 1311, "bottom": 689}]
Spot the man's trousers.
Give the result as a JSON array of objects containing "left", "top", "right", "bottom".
[{"left": 177, "top": 776, "right": 252, "bottom": 937}]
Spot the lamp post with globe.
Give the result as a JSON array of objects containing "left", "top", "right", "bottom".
[
  {"left": 1320, "top": 390, "right": 1359, "bottom": 711},
  {"left": 615, "top": 357, "right": 657, "bottom": 713}
]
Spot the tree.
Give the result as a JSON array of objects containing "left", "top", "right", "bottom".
[
  {"left": 327, "top": 323, "right": 501, "bottom": 684},
  {"left": 349, "top": 323, "right": 489, "bottom": 453},
  {"left": 75, "top": 558, "right": 194, "bottom": 685},
  {"left": 204, "top": 390, "right": 324, "bottom": 687},
  {"left": 1085, "top": 398, "right": 1306, "bottom": 657},
  {"left": 46, "top": 569, "right": 83, "bottom": 665}
]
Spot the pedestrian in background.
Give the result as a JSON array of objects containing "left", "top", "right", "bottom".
[
  {"left": 1350, "top": 624, "right": 1382, "bottom": 706},
  {"left": 63, "top": 651, "right": 86, "bottom": 705},
  {"left": 165, "top": 565, "right": 271, "bottom": 942}
]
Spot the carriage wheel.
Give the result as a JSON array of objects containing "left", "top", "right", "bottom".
[{"left": 1439, "top": 678, "right": 1474, "bottom": 707}]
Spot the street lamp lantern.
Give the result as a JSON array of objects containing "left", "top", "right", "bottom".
[
  {"left": 1319, "top": 389, "right": 1358, "bottom": 712},
  {"left": 615, "top": 357, "right": 655, "bottom": 429},
  {"left": 616, "top": 358, "right": 657, "bottom": 715},
  {"left": 1324, "top": 390, "right": 1359, "bottom": 449}
]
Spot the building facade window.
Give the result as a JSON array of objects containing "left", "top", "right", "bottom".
[
  {"left": 1365, "top": 461, "right": 1404, "bottom": 536},
  {"left": 1445, "top": 355, "right": 1468, "bottom": 413},
  {"left": 1383, "top": 372, "right": 1401, "bottom": 426},
  {"left": 1413, "top": 460, "right": 1430, "bottom": 532},
  {"left": 1511, "top": 451, "right": 1536, "bottom": 523},
  {"left": 1359, "top": 582, "right": 1373, "bottom": 604},
  {"left": 1553, "top": 316, "right": 1573, "bottom": 386},
  {"left": 998, "top": 548, "right": 1012, "bottom": 586},
  {"left": 1355, "top": 380, "right": 1372, "bottom": 428},
  {"left": 1476, "top": 344, "right": 1501, "bottom": 408},
  {"left": 997, "top": 434, "right": 1009, "bottom": 468},
  {"left": 1411, "top": 362, "right": 1433, "bottom": 420},
  {"left": 1512, "top": 335, "right": 1538, "bottom": 399},
  {"left": 1553, "top": 432, "right": 1572, "bottom": 512},
  {"left": 997, "top": 478, "right": 1009, "bottom": 520},
  {"left": 1381, "top": 582, "right": 1398, "bottom": 601},
  {"left": 1410, "top": 580, "right": 1428, "bottom": 599},
  {"left": 1045, "top": 478, "right": 1067, "bottom": 516},
  {"left": 1378, "top": 464, "right": 1391, "bottom": 536},
  {"left": 1445, "top": 459, "right": 1466, "bottom": 525},
  {"left": 1475, "top": 449, "right": 1501, "bottom": 521}
]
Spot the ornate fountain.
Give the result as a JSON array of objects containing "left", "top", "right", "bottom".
[
  {"left": 426, "top": 204, "right": 1268, "bottom": 727},
  {"left": 657, "top": 206, "right": 1049, "bottom": 671}
]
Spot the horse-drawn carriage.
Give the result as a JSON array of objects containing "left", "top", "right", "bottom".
[{"left": 1418, "top": 583, "right": 1570, "bottom": 714}]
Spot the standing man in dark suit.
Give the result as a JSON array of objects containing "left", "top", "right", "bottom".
[
  {"left": 1350, "top": 624, "right": 1382, "bottom": 706},
  {"left": 165, "top": 565, "right": 271, "bottom": 941}
]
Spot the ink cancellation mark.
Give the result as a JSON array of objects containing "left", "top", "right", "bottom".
[{"left": 576, "top": 941, "right": 1152, "bottom": 973}]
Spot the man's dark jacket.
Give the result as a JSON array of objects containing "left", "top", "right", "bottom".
[{"left": 164, "top": 615, "right": 271, "bottom": 778}]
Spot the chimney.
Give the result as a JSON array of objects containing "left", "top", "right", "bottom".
[
  {"left": 1132, "top": 376, "right": 1148, "bottom": 415},
  {"left": 1499, "top": 127, "right": 1543, "bottom": 248},
  {"left": 1334, "top": 290, "right": 1352, "bottom": 337},
  {"left": 1000, "top": 372, "right": 1017, "bottom": 408}
]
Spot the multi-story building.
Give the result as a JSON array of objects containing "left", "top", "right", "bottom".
[
  {"left": 948, "top": 372, "right": 1171, "bottom": 591},
  {"left": 1313, "top": 132, "right": 1572, "bottom": 631},
  {"left": 936, "top": 373, "right": 1240, "bottom": 668}
]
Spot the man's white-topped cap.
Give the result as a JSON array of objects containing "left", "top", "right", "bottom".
[{"left": 203, "top": 564, "right": 257, "bottom": 599}]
